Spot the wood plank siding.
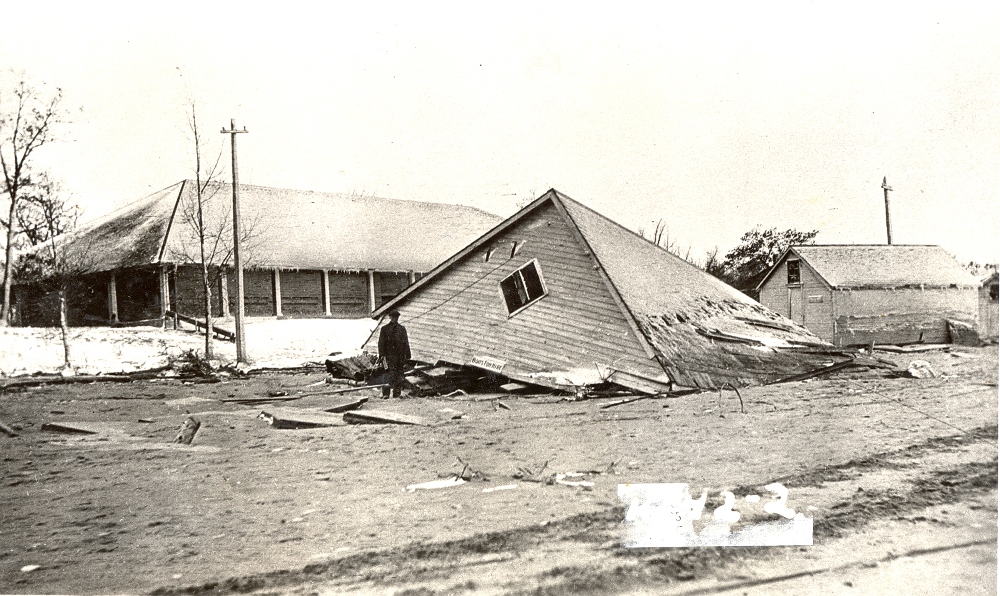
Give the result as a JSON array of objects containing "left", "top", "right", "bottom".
[
  {"left": 240, "top": 269, "right": 276, "bottom": 316},
  {"left": 374, "top": 272, "right": 411, "bottom": 310},
  {"left": 759, "top": 258, "right": 834, "bottom": 341},
  {"left": 363, "top": 203, "right": 664, "bottom": 384},
  {"left": 328, "top": 272, "right": 370, "bottom": 318},
  {"left": 833, "top": 287, "right": 978, "bottom": 346},
  {"left": 279, "top": 270, "right": 324, "bottom": 316},
  {"left": 173, "top": 265, "right": 224, "bottom": 318}
]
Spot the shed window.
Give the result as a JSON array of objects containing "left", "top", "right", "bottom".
[
  {"left": 787, "top": 260, "right": 801, "bottom": 284},
  {"left": 500, "top": 260, "right": 547, "bottom": 315},
  {"left": 990, "top": 284, "right": 998, "bottom": 302}
]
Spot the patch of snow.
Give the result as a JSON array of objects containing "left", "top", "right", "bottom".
[{"left": 0, "top": 318, "right": 378, "bottom": 377}]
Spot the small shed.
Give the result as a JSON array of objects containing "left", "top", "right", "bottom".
[
  {"left": 756, "top": 245, "right": 981, "bottom": 347},
  {"left": 979, "top": 271, "right": 998, "bottom": 341},
  {"left": 364, "top": 189, "right": 842, "bottom": 393},
  {"left": 12, "top": 181, "right": 501, "bottom": 326}
]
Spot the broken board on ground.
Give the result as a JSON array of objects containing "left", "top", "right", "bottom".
[
  {"left": 258, "top": 408, "right": 348, "bottom": 429},
  {"left": 342, "top": 410, "right": 429, "bottom": 426},
  {"left": 322, "top": 397, "right": 368, "bottom": 413},
  {"left": 40, "top": 421, "right": 133, "bottom": 435}
]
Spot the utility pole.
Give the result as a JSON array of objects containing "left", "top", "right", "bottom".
[
  {"left": 222, "top": 119, "right": 249, "bottom": 363},
  {"left": 882, "top": 176, "right": 893, "bottom": 245}
]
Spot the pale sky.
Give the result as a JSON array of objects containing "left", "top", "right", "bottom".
[{"left": 2, "top": 3, "right": 998, "bottom": 264}]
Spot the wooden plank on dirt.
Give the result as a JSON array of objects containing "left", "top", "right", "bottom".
[
  {"left": 258, "top": 408, "right": 348, "bottom": 429},
  {"left": 1, "top": 375, "right": 133, "bottom": 390},
  {"left": 874, "top": 343, "right": 951, "bottom": 353},
  {"left": 500, "top": 382, "right": 530, "bottom": 393},
  {"left": 0, "top": 420, "right": 19, "bottom": 437},
  {"left": 322, "top": 397, "right": 368, "bottom": 413},
  {"left": 768, "top": 359, "right": 856, "bottom": 385},
  {"left": 219, "top": 395, "right": 303, "bottom": 404},
  {"left": 342, "top": 410, "right": 429, "bottom": 426},
  {"left": 40, "top": 422, "right": 102, "bottom": 434}
]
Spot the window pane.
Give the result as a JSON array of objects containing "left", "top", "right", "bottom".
[
  {"left": 521, "top": 263, "right": 545, "bottom": 300},
  {"left": 513, "top": 271, "right": 529, "bottom": 303},
  {"left": 787, "top": 261, "right": 801, "bottom": 284},
  {"left": 500, "top": 276, "right": 523, "bottom": 312}
]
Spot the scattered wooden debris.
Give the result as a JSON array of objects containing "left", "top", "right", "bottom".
[
  {"left": 500, "top": 382, "right": 530, "bottom": 393},
  {"left": 41, "top": 422, "right": 99, "bottom": 435},
  {"left": 874, "top": 343, "right": 951, "bottom": 353},
  {"left": 307, "top": 385, "right": 386, "bottom": 398},
  {"left": 947, "top": 320, "right": 982, "bottom": 347},
  {"left": 342, "top": 410, "right": 429, "bottom": 426},
  {"left": 258, "top": 408, "right": 347, "bottom": 429},
  {"left": 513, "top": 461, "right": 549, "bottom": 483},
  {"left": 325, "top": 352, "right": 380, "bottom": 381},
  {"left": 404, "top": 476, "right": 465, "bottom": 492},
  {"left": 494, "top": 400, "right": 511, "bottom": 411},
  {"left": 0, "top": 420, "right": 20, "bottom": 437},
  {"left": 405, "top": 364, "right": 487, "bottom": 397},
  {"left": 322, "top": 397, "right": 369, "bottom": 413},
  {"left": 600, "top": 396, "right": 650, "bottom": 409},
  {"left": 482, "top": 484, "right": 518, "bottom": 493},
  {"left": 219, "top": 395, "right": 302, "bottom": 404},
  {"left": 1, "top": 374, "right": 133, "bottom": 391},
  {"left": 174, "top": 417, "right": 201, "bottom": 444},
  {"left": 167, "top": 310, "right": 235, "bottom": 342}
]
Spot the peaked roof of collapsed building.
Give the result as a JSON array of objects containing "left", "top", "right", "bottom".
[
  {"left": 53, "top": 181, "right": 503, "bottom": 273},
  {"left": 373, "top": 189, "right": 848, "bottom": 390},
  {"left": 758, "top": 244, "right": 981, "bottom": 290}
]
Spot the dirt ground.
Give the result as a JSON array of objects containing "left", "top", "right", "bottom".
[{"left": 1, "top": 346, "right": 996, "bottom": 595}]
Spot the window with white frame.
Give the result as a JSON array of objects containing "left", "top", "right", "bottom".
[{"left": 499, "top": 260, "right": 547, "bottom": 315}]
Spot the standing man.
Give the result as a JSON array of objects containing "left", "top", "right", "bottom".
[{"left": 377, "top": 310, "right": 411, "bottom": 398}]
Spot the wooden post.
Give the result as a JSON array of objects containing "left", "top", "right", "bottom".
[
  {"left": 273, "top": 268, "right": 283, "bottom": 317},
  {"left": 108, "top": 273, "right": 119, "bottom": 324},
  {"left": 882, "top": 176, "right": 894, "bottom": 245},
  {"left": 159, "top": 266, "right": 169, "bottom": 328},
  {"left": 222, "top": 119, "right": 249, "bottom": 363},
  {"left": 367, "top": 270, "right": 376, "bottom": 314},
  {"left": 219, "top": 269, "right": 230, "bottom": 317},
  {"left": 322, "top": 270, "right": 331, "bottom": 317},
  {"left": 408, "top": 271, "right": 416, "bottom": 284}
]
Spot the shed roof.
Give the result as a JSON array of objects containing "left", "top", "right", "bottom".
[
  {"left": 770, "top": 245, "right": 980, "bottom": 289},
  {"left": 52, "top": 181, "right": 502, "bottom": 273},
  {"left": 376, "top": 189, "right": 843, "bottom": 390}
]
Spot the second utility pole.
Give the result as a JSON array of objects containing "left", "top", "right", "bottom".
[
  {"left": 222, "top": 119, "right": 249, "bottom": 363},
  {"left": 882, "top": 176, "right": 894, "bottom": 245}
]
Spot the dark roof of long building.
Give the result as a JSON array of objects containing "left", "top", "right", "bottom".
[
  {"left": 52, "top": 181, "right": 503, "bottom": 273},
  {"left": 760, "top": 244, "right": 981, "bottom": 290},
  {"left": 376, "top": 189, "right": 843, "bottom": 389}
]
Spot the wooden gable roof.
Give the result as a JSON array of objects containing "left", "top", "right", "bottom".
[{"left": 375, "top": 189, "right": 843, "bottom": 390}]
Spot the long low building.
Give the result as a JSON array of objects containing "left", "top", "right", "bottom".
[{"left": 13, "top": 181, "right": 502, "bottom": 326}]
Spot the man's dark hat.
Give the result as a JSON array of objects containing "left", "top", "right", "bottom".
[{"left": 388, "top": 309, "right": 401, "bottom": 317}]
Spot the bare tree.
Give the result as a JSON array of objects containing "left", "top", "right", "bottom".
[
  {"left": 638, "top": 218, "right": 695, "bottom": 264},
  {"left": 183, "top": 104, "right": 223, "bottom": 359},
  {"left": 0, "top": 76, "right": 65, "bottom": 325},
  {"left": 174, "top": 104, "right": 261, "bottom": 360},
  {"left": 13, "top": 176, "right": 87, "bottom": 369}
]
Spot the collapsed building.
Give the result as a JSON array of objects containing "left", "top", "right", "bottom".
[
  {"left": 362, "top": 189, "right": 857, "bottom": 394},
  {"left": 12, "top": 181, "right": 501, "bottom": 326},
  {"left": 756, "top": 245, "right": 982, "bottom": 347}
]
